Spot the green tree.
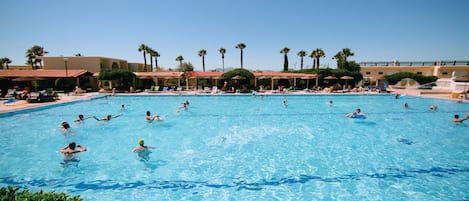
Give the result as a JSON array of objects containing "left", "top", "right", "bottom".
[
  {"left": 176, "top": 62, "right": 194, "bottom": 72},
  {"left": 0, "top": 57, "right": 12, "bottom": 69},
  {"left": 219, "top": 47, "right": 226, "bottom": 72},
  {"left": 297, "top": 50, "right": 307, "bottom": 71},
  {"left": 333, "top": 48, "right": 355, "bottom": 69},
  {"left": 198, "top": 49, "right": 207, "bottom": 72},
  {"left": 310, "top": 48, "right": 325, "bottom": 80},
  {"left": 138, "top": 44, "right": 148, "bottom": 72},
  {"left": 25, "top": 45, "right": 48, "bottom": 69},
  {"left": 235, "top": 43, "right": 246, "bottom": 68},
  {"left": 280, "top": 47, "right": 290, "bottom": 72},
  {"left": 153, "top": 51, "right": 160, "bottom": 70},
  {"left": 98, "top": 69, "right": 136, "bottom": 90},
  {"left": 175, "top": 55, "right": 184, "bottom": 67},
  {"left": 146, "top": 48, "right": 155, "bottom": 72}
]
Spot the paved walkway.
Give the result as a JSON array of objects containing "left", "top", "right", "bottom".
[{"left": 0, "top": 93, "right": 99, "bottom": 114}]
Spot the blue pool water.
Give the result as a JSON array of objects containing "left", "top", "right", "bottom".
[{"left": 0, "top": 94, "right": 468, "bottom": 200}]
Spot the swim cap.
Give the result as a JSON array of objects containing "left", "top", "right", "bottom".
[
  {"left": 176, "top": 109, "right": 180, "bottom": 113},
  {"left": 138, "top": 139, "right": 144, "bottom": 145}
]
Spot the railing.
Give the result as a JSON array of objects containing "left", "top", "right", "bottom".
[{"left": 359, "top": 61, "right": 469, "bottom": 67}]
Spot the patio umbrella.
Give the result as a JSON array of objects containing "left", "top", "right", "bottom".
[
  {"left": 340, "top": 76, "right": 354, "bottom": 86},
  {"left": 324, "top": 75, "right": 338, "bottom": 80},
  {"left": 231, "top": 75, "right": 246, "bottom": 80}
]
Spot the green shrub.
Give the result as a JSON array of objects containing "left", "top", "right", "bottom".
[
  {"left": 384, "top": 72, "right": 438, "bottom": 85},
  {"left": 0, "top": 186, "right": 83, "bottom": 201}
]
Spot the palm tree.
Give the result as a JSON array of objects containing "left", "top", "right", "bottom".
[
  {"left": 175, "top": 55, "right": 184, "bottom": 67},
  {"left": 311, "top": 48, "right": 326, "bottom": 71},
  {"left": 138, "top": 44, "right": 148, "bottom": 71},
  {"left": 151, "top": 50, "right": 160, "bottom": 70},
  {"left": 147, "top": 48, "right": 155, "bottom": 72},
  {"left": 297, "top": 50, "right": 307, "bottom": 71},
  {"left": 25, "top": 45, "right": 48, "bottom": 69},
  {"left": 310, "top": 48, "right": 326, "bottom": 86},
  {"left": 219, "top": 47, "right": 226, "bottom": 72},
  {"left": 0, "top": 57, "right": 12, "bottom": 69},
  {"left": 198, "top": 49, "right": 207, "bottom": 72},
  {"left": 333, "top": 48, "right": 355, "bottom": 62},
  {"left": 235, "top": 43, "right": 246, "bottom": 68},
  {"left": 280, "top": 47, "right": 290, "bottom": 72},
  {"left": 341, "top": 48, "right": 354, "bottom": 61}
]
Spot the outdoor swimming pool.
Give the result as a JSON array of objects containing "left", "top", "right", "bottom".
[{"left": 0, "top": 94, "right": 468, "bottom": 200}]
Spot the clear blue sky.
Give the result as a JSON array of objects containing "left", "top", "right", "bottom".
[{"left": 1, "top": 0, "right": 468, "bottom": 71}]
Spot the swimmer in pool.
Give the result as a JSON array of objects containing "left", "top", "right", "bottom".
[
  {"left": 283, "top": 97, "right": 288, "bottom": 107},
  {"left": 327, "top": 100, "right": 333, "bottom": 106},
  {"left": 93, "top": 114, "right": 122, "bottom": 121},
  {"left": 430, "top": 105, "right": 438, "bottom": 110},
  {"left": 345, "top": 108, "right": 366, "bottom": 119},
  {"left": 454, "top": 112, "right": 469, "bottom": 123},
  {"left": 146, "top": 111, "right": 167, "bottom": 121},
  {"left": 60, "top": 141, "right": 87, "bottom": 161},
  {"left": 60, "top": 121, "right": 71, "bottom": 131},
  {"left": 74, "top": 114, "right": 93, "bottom": 122},
  {"left": 404, "top": 103, "right": 409, "bottom": 109},
  {"left": 132, "top": 139, "right": 154, "bottom": 160}
]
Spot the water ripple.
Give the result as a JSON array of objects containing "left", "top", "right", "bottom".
[{"left": 1, "top": 165, "right": 468, "bottom": 192}]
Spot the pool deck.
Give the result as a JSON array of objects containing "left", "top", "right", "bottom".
[{"left": 0, "top": 90, "right": 464, "bottom": 114}]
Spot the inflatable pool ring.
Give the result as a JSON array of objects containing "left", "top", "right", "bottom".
[
  {"left": 3, "top": 99, "right": 27, "bottom": 106},
  {"left": 354, "top": 114, "right": 366, "bottom": 119}
]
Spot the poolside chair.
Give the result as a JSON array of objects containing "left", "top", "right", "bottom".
[
  {"left": 162, "top": 86, "right": 168, "bottom": 93},
  {"left": 203, "top": 87, "right": 211, "bottom": 93},
  {"left": 211, "top": 86, "right": 218, "bottom": 94}
]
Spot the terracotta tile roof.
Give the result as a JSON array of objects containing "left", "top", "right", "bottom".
[
  {"left": 0, "top": 69, "right": 91, "bottom": 78},
  {"left": 133, "top": 71, "right": 316, "bottom": 79},
  {"left": 253, "top": 72, "right": 317, "bottom": 78}
]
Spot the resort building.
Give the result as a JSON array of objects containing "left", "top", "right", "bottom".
[
  {"left": 360, "top": 61, "right": 469, "bottom": 91},
  {"left": 42, "top": 56, "right": 131, "bottom": 73}
]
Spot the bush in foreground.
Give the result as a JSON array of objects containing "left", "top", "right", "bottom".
[{"left": 0, "top": 186, "right": 82, "bottom": 201}]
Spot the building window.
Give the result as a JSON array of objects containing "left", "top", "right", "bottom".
[
  {"left": 111, "top": 62, "right": 119, "bottom": 70},
  {"left": 378, "top": 72, "right": 383, "bottom": 75},
  {"left": 441, "top": 72, "right": 448, "bottom": 75},
  {"left": 416, "top": 72, "right": 422, "bottom": 75},
  {"left": 366, "top": 72, "right": 371, "bottom": 75}
]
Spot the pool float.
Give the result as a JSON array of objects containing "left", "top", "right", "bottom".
[
  {"left": 3, "top": 99, "right": 27, "bottom": 106},
  {"left": 347, "top": 113, "right": 366, "bottom": 119}
]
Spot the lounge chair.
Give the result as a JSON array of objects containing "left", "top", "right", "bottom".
[{"left": 211, "top": 86, "right": 218, "bottom": 94}]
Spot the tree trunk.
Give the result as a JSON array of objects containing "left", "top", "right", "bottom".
[
  {"left": 202, "top": 56, "right": 205, "bottom": 72},
  {"left": 283, "top": 54, "right": 288, "bottom": 72},
  {"left": 240, "top": 50, "right": 244, "bottom": 69},
  {"left": 143, "top": 52, "right": 147, "bottom": 72},
  {"left": 149, "top": 56, "right": 153, "bottom": 72},
  {"left": 300, "top": 57, "right": 304, "bottom": 71}
]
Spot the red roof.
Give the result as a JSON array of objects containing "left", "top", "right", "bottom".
[
  {"left": 134, "top": 71, "right": 316, "bottom": 78},
  {"left": 0, "top": 69, "right": 91, "bottom": 78}
]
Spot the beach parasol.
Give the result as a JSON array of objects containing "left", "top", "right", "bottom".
[
  {"left": 340, "top": 76, "right": 354, "bottom": 86},
  {"left": 324, "top": 75, "right": 338, "bottom": 80},
  {"left": 231, "top": 75, "right": 246, "bottom": 80}
]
